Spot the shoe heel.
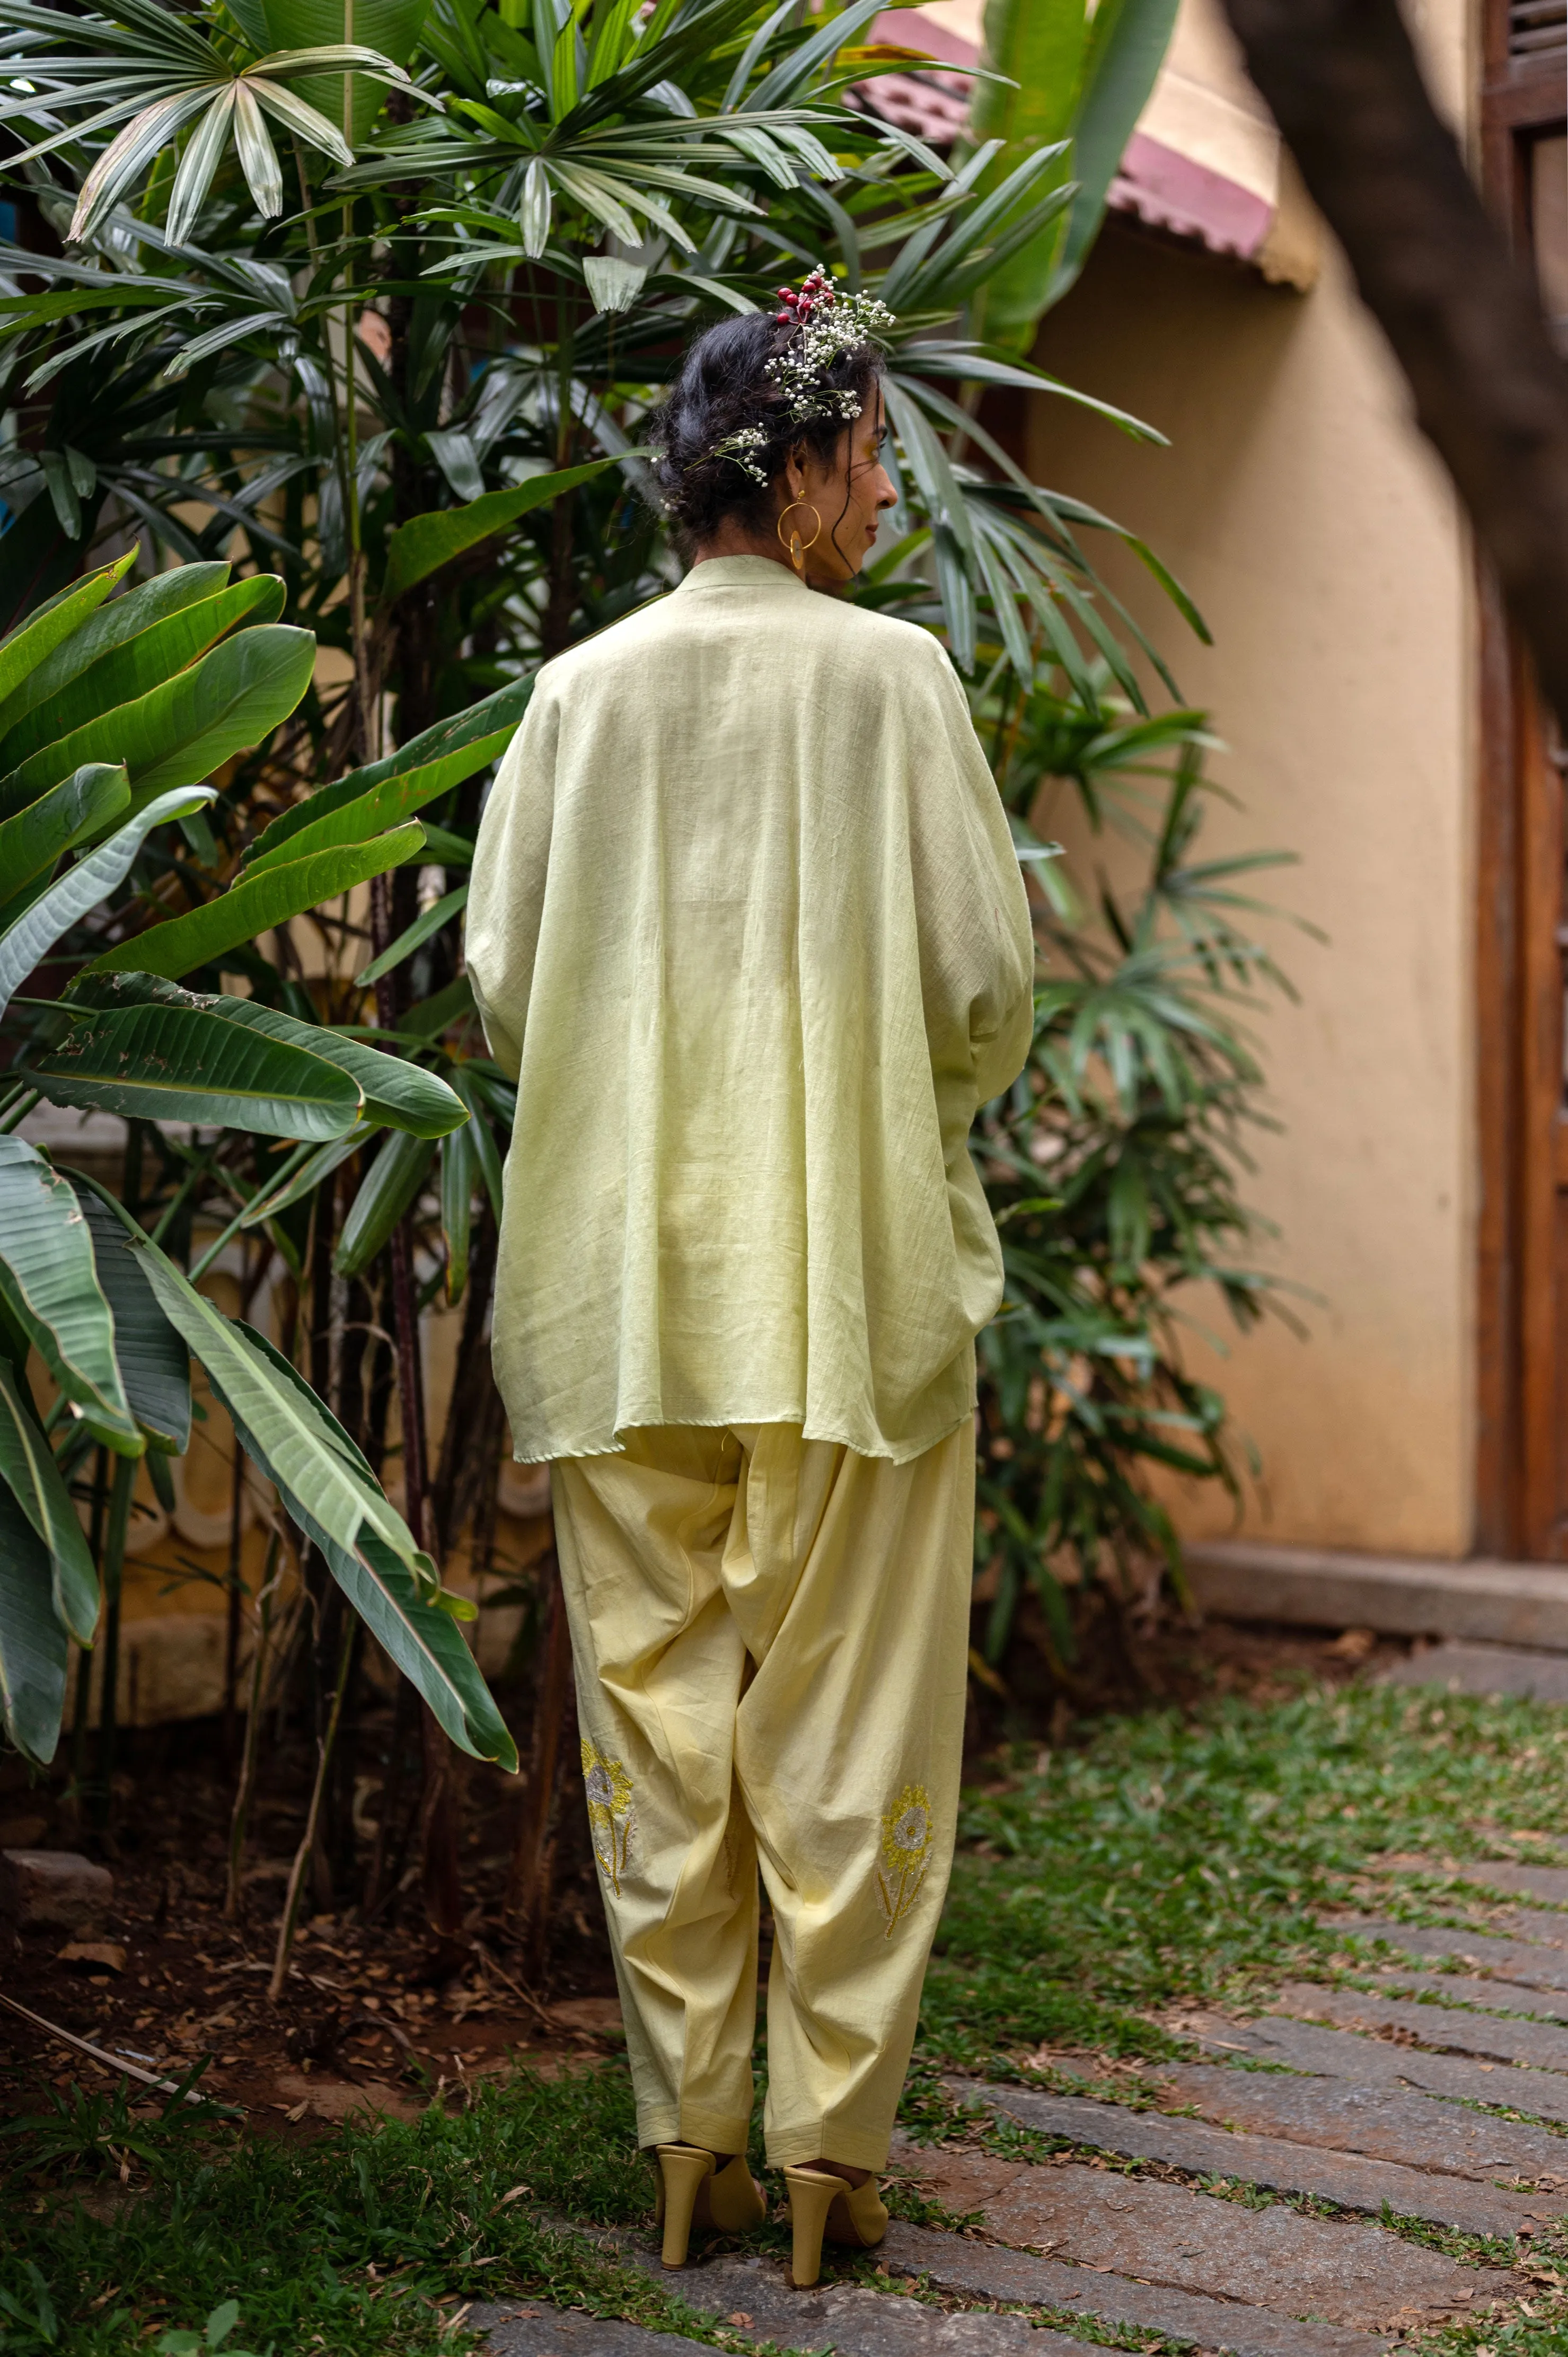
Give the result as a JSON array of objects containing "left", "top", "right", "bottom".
[
  {"left": 656, "top": 2145, "right": 714, "bottom": 2268},
  {"left": 783, "top": 2166, "right": 849, "bottom": 2289}
]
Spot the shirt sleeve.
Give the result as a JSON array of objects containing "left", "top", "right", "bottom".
[
  {"left": 907, "top": 635, "right": 1036, "bottom": 1110},
  {"left": 465, "top": 685, "right": 558, "bottom": 1082}
]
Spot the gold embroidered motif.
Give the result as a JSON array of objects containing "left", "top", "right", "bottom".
[
  {"left": 580, "top": 1738, "right": 635, "bottom": 1895},
  {"left": 876, "top": 1782, "right": 933, "bottom": 1936}
]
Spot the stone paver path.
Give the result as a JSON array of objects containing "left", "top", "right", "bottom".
[
  {"left": 944, "top": 2075, "right": 1558, "bottom": 2233},
  {"left": 471, "top": 1880, "right": 1568, "bottom": 2354},
  {"left": 1334, "top": 1916, "right": 1568, "bottom": 1986},
  {"left": 474, "top": 1654, "right": 1568, "bottom": 2357},
  {"left": 1385, "top": 1641, "right": 1568, "bottom": 1702}
]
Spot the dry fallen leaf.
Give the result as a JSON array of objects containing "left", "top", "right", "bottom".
[
  {"left": 726, "top": 2314, "right": 754, "bottom": 2328},
  {"left": 58, "top": 1941, "right": 126, "bottom": 1974}
]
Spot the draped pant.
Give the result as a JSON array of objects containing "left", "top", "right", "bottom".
[{"left": 550, "top": 1417, "right": 974, "bottom": 2169}]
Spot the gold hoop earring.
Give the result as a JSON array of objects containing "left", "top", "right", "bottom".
[{"left": 777, "top": 499, "right": 822, "bottom": 576}]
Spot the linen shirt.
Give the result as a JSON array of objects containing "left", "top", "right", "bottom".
[{"left": 465, "top": 553, "right": 1035, "bottom": 1465}]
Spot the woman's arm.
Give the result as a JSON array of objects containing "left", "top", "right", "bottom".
[
  {"left": 908, "top": 637, "right": 1037, "bottom": 1111},
  {"left": 465, "top": 690, "right": 559, "bottom": 1081}
]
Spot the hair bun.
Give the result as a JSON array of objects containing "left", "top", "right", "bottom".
[{"left": 646, "top": 305, "right": 887, "bottom": 544}]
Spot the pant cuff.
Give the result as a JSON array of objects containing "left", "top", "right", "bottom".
[
  {"left": 636, "top": 2104, "right": 680, "bottom": 2152},
  {"left": 637, "top": 2103, "right": 754, "bottom": 2156},
  {"left": 678, "top": 2103, "right": 754, "bottom": 2156},
  {"left": 764, "top": 2118, "right": 892, "bottom": 2172}
]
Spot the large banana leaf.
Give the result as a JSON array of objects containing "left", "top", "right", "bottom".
[
  {"left": 69, "top": 970, "right": 465, "bottom": 1137},
  {"left": 0, "top": 561, "right": 233, "bottom": 744},
  {"left": 0, "top": 623, "right": 315, "bottom": 819},
  {"left": 21, "top": 1000, "right": 364, "bottom": 1138},
  {"left": 1, "top": 575, "right": 287, "bottom": 771},
  {"left": 323, "top": 1524, "right": 515, "bottom": 1767},
  {"left": 0, "top": 1358, "right": 99, "bottom": 1644},
  {"left": 0, "top": 1477, "right": 68, "bottom": 1767},
  {"left": 0, "top": 551, "right": 134, "bottom": 722},
  {"left": 116, "top": 1204, "right": 436, "bottom": 1585},
  {"left": 248, "top": 781, "right": 470, "bottom": 882},
  {"left": 82, "top": 1191, "right": 518, "bottom": 1770},
  {"left": 1054, "top": 0, "right": 1182, "bottom": 298},
  {"left": 83, "top": 822, "right": 427, "bottom": 979},
  {"left": 380, "top": 458, "right": 622, "bottom": 607},
  {"left": 0, "top": 761, "right": 128, "bottom": 897},
  {"left": 73, "top": 1186, "right": 190, "bottom": 1454},
  {"left": 241, "top": 674, "right": 534, "bottom": 870},
  {"left": 972, "top": 0, "right": 1178, "bottom": 340},
  {"left": 253, "top": 0, "right": 432, "bottom": 147},
  {"left": 0, "top": 785, "right": 215, "bottom": 1021},
  {"left": 226, "top": 1332, "right": 512, "bottom": 1769},
  {"left": 0, "top": 1136, "right": 139, "bottom": 1454}
]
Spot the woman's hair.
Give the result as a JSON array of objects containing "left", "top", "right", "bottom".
[{"left": 648, "top": 309, "right": 886, "bottom": 546}]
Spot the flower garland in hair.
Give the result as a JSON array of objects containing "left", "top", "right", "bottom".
[{"left": 707, "top": 266, "right": 896, "bottom": 486}]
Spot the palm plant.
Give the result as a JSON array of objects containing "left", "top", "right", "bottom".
[{"left": 972, "top": 676, "right": 1311, "bottom": 1686}]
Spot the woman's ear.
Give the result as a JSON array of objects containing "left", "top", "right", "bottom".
[{"left": 783, "top": 447, "right": 806, "bottom": 504}]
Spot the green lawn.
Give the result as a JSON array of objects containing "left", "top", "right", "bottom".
[{"left": 7, "top": 1683, "right": 1568, "bottom": 2356}]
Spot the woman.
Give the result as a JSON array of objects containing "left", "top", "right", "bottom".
[{"left": 466, "top": 275, "right": 1035, "bottom": 2289}]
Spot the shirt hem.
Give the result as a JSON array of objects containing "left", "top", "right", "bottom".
[{"left": 507, "top": 1399, "right": 976, "bottom": 1470}]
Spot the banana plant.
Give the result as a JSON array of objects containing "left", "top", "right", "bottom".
[
  {"left": 0, "top": 552, "right": 513, "bottom": 1774},
  {"left": 968, "top": 0, "right": 1183, "bottom": 347}
]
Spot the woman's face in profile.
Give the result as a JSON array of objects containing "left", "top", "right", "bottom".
[{"left": 794, "top": 392, "right": 897, "bottom": 585}]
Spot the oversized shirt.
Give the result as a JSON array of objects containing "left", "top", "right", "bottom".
[{"left": 465, "top": 553, "right": 1036, "bottom": 1466}]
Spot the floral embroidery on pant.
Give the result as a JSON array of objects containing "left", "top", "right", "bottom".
[
  {"left": 876, "top": 1782, "right": 933, "bottom": 1935},
  {"left": 581, "top": 1738, "right": 635, "bottom": 1895}
]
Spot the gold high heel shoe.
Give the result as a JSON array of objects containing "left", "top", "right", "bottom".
[
  {"left": 654, "top": 2143, "right": 767, "bottom": 2268},
  {"left": 781, "top": 2164, "right": 889, "bottom": 2289}
]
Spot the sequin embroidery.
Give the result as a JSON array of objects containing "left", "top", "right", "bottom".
[
  {"left": 581, "top": 1738, "right": 634, "bottom": 1894},
  {"left": 876, "top": 1781, "right": 933, "bottom": 1934}
]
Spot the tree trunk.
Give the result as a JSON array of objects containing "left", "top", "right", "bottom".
[
  {"left": 429, "top": 1207, "right": 501, "bottom": 1554},
  {"left": 505, "top": 1555, "right": 574, "bottom": 1980},
  {"left": 1214, "top": 0, "right": 1568, "bottom": 732}
]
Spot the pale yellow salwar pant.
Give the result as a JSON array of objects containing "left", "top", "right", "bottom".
[{"left": 550, "top": 1417, "right": 974, "bottom": 2171}]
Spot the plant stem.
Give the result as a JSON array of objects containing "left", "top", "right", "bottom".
[
  {"left": 269, "top": 1606, "right": 353, "bottom": 2003},
  {"left": 149, "top": 1145, "right": 215, "bottom": 1248},
  {"left": 93, "top": 1453, "right": 137, "bottom": 1832},
  {"left": 0, "top": 1088, "right": 39, "bottom": 1134},
  {"left": 226, "top": 1533, "right": 283, "bottom": 1922},
  {"left": 188, "top": 1142, "right": 312, "bottom": 1281}
]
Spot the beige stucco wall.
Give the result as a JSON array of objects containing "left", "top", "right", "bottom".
[{"left": 1026, "top": 0, "right": 1479, "bottom": 1556}]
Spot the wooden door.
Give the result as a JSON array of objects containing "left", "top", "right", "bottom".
[{"left": 1477, "top": 5, "right": 1568, "bottom": 1556}]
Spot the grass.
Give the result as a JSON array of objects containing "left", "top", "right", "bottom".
[
  {"left": 923, "top": 1683, "right": 1568, "bottom": 2069},
  {"left": 10, "top": 1681, "right": 1568, "bottom": 2353},
  {"left": 0, "top": 2064, "right": 789, "bottom": 2357}
]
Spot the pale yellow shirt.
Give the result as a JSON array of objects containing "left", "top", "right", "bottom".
[{"left": 466, "top": 553, "right": 1035, "bottom": 1465}]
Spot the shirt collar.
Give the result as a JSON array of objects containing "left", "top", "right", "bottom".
[{"left": 674, "top": 554, "right": 811, "bottom": 595}]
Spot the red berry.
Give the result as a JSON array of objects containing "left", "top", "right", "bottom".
[{"left": 774, "top": 310, "right": 790, "bottom": 322}]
